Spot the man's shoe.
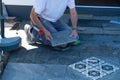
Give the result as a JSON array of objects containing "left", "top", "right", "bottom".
[
  {"left": 53, "top": 44, "right": 71, "bottom": 51},
  {"left": 24, "top": 24, "right": 36, "bottom": 44}
]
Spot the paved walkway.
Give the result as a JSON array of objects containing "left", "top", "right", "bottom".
[{"left": 1, "top": 20, "right": 120, "bottom": 80}]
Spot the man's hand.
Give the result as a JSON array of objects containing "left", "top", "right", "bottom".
[
  {"left": 70, "top": 29, "right": 78, "bottom": 37},
  {"left": 44, "top": 29, "right": 53, "bottom": 40}
]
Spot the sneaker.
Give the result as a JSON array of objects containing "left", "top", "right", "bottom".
[
  {"left": 24, "top": 24, "right": 36, "bottom": 44},
  {"left": 53, "top": 44, "right": 71, "bottom": 51},
  {"left": 69, "top": 40, "right": 80, "bottom": 46}
]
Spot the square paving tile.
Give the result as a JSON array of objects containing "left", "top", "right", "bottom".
[
  {"left": 1, "top": 63, "right": 46, "bottom": 80},
  {"left": 50, "top": 30, "right": 77, "bottom": 47}
]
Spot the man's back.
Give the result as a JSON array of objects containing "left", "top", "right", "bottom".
[{"left": 33, "top": 0, "right": 75, "bottom": 22}]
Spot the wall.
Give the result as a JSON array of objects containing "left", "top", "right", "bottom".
[{"left": 75, "top": 0, "right": 120, "bottom": 6}]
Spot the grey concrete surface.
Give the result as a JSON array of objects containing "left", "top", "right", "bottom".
[{"left": 1, "top": 20, "right": 120, "bottom": 80}]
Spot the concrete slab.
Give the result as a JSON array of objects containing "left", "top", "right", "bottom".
[
  {"left": 50, "top": 30, "right": 77, "bottom": 47},
  {"left": 103, "top": 30, "right": 120, "bottom": 35},
  {"left": 102, "top": 23, "right": 120, "bottom": 31},
  {"left": 102, "top": 23, "right": 120, "bottom": 35},
  {"left": 43, "top": 65, "right": 67, "bottom": 80},
  {"left": 1, "top": 63, "right": 68, "bottom": 80},
  {"left": 1, "top": 63, "right": 46, "bottom": 80},
  {"left": 78, "top": 27, "right": 103, "bottom": 35}
]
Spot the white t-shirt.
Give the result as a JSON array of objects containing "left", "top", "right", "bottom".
[{"left": 33, "top": 0, "right": 75, "bottom": 22}]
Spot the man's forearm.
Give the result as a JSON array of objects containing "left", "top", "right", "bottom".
[
  {"left": 31, "top": 17, "right": 46, "bottom": 31},
  {"left": 70, "top": 8, "right": 78, "bottom": 30},
  {"left": 30, "top": 8, "right": 46, "bottom": 31}
]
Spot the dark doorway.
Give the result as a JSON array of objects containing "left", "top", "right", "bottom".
[{"left": 75, "top": 0, "right": 120, "bottom": 6}]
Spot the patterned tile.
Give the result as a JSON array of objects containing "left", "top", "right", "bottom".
[{"left": 69, "top": 57, "right": 119, "bottom": 80}]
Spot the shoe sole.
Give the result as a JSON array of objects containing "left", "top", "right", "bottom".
[
  {"left": 53, "top": 46, "right": 71, "bottom": 51},
  {"left": 70, "top": 40, "right": 80, "bottom": 46}
]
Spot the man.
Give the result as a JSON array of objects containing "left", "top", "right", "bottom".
[{"left": 24, "top": 0, "right": 80, "bottom": 51}]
